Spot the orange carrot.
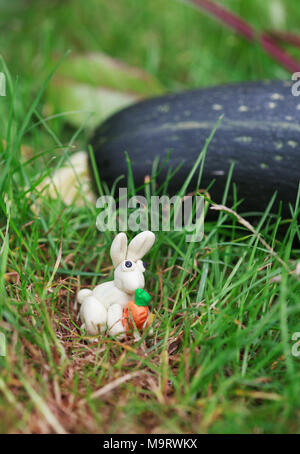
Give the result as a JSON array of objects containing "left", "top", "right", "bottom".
[{"left": 122, "top": 288, "right": 151, "bottom": 331}]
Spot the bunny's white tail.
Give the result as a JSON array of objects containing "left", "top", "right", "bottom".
[{"left": 77, "top": 289, "right": 93, "bottom": 304}]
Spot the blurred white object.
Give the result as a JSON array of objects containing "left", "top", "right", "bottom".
[
  {"left": 269, "top": 0, "right": 286, "bottom": 29},
  {"left": 36, "top": 151, "right": 95, "bottom": 207}
]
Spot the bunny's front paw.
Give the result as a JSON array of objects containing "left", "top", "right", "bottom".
[{"left": 107, "top": 304, "right": 126, "bottom": 338}]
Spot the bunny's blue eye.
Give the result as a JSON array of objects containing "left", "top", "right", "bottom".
[{"left": 125, "top": 261, "right": 132, "bottom": 268}]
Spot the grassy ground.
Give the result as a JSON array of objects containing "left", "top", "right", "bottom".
[{"left": 0, "top": 0, "right": 300, "bottom": 434}]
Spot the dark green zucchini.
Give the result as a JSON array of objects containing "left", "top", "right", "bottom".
[{"left": 91, "top": 81, "right": 300, "bottom": 216}]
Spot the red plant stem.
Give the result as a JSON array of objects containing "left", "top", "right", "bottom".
[
  {"left": 260, "top": 33, "right": 300, "bottom": 73},
  {"left": 267, "top": 30, "right": 300, "bottom": 49},
  {"left": 189, "top": 0, "right": 300, "bottom": 73},
  {"left": 190, "top": 0, "right": 255, "bottom": 41}
]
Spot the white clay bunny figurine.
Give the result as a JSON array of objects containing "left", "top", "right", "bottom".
[{"left": 77, "top": 231, "right": 155, "bottom": 337}]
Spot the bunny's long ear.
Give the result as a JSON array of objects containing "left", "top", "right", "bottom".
[
  {"left": 110, "top": 232, "right": 128, "bottom": 267},
  {"left": 126, "top": 231, "right": 155, "bottom": 262}
]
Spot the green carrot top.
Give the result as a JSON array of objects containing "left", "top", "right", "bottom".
[{"left": 134, "top": 288, "right": 151, "bottom": 307}]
